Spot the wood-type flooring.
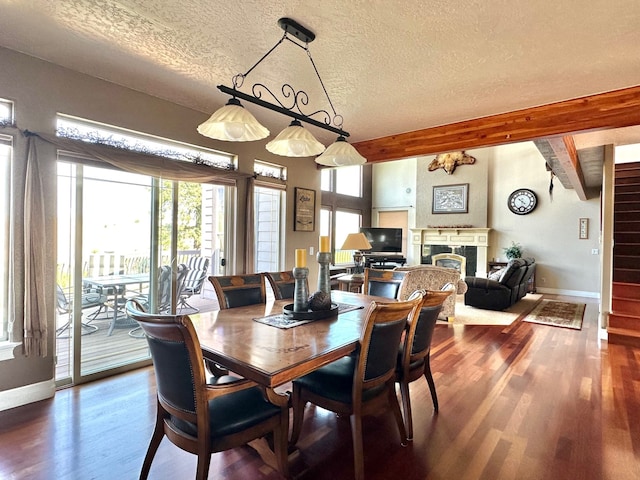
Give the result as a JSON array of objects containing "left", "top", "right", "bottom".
[{"left": 1, "top": 294, "right": 638, "bottom": 479}]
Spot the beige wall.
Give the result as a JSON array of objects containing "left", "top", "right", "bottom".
[
  {"left": 0, "top": 47, "right": 321, "bottom": 400},
  {"left": 373, "top": 142, "right": 602, "bottom": 296}
]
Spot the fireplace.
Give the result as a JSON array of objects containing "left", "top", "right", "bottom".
[{"left": 409, "top": 228, "right": 491, "bottom": 277}]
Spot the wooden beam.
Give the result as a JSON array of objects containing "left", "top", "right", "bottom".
[{"left": 353, "top": 85, "right": 640, "bottom": 163}]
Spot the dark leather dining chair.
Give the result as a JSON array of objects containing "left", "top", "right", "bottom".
[
  {"left": 396, "top": 287, "right": 453, "bottom": 440},
  {"left": 290, "top": 292, "right": 424, "bottom": 480},
  {"left": 362, "top": 267, "right": 407, "bottom": 299},
  {"left": 209, "top": 273, "right": 267, "bottom": 309},
  {"left": 125, "top": 299, "right": 290, "bottom": 480},
  {"left": 265, "top": 270, "right": 310, "bottom": 300}
]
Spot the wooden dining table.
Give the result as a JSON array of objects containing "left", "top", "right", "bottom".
[{"left": 190, "top": 290, "right": 389, "bottom": 389}]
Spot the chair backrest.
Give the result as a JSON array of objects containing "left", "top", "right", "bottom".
[
  {"left": 56, "top": 284, "right": 70, "bottom": 314},
  {"left": 401, "top": 290, "right": 449, "bottom": 368},
  {"left": 431, "top": 253, "right": 466, "bottom": 278},
  {"left": 265, "top": 271, "right": 300, "bottom": 300},
  {"left": 209, "top": 273, "right": 267, "bottom": 309},
  {"left": 184, "top": 257, "right": 210, "bottom": 292},
  {"left": 362, "top": 268, "right": 407, "bottom": 299},
  {"left": 157, "top": 265, "right": 173, "bottom": 310},
  {"left": 354, "top": 293, "right": 423, "bottom": 395},
  {"left": 125, "top": 299, "right": 206, "bottom": 425}
]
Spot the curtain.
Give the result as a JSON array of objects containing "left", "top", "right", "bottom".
[
  {"left": 23, "top": 135, "right": 48, "bottom": 356},
  {"left": 36, "top": 133, "right": 251, "bottom": 184},
  {"left": 244, "top": 177, "right": 255, "bottom": 274}
]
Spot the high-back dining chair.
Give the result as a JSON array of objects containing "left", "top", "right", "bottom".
[
  {"left": 209, "top": 273, "right": 267, "bottom": 309},
  {"left": 396, "top": 287, "right": 454, "bottom": 440},
  {"left": 290, "top": 292, "right": 424, "bottom": 480},
  {"left": 125, "top": 299, "right": 289, "bottom": 480},
  {"left": 362, "top": 267, "right": 407, "bottom": 299},
  {"left": 265, "top": 271, "right": 309, "bottom": 300}
]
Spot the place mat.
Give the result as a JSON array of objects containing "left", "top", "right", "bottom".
[{"left": 254, "top": 302, "right": 364, "bottom": 329}]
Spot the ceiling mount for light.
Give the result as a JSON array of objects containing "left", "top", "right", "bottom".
[{"left": 198, "top": 17, "right": 366, "bottom": 166}]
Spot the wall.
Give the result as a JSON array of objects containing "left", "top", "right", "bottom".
[
  {"left": 373, "top": 142, "right": 601, "bottom": 296},
  {"left": 0, "top": 47, "right": 321, "bottom": 405},
  {"left": 416, "top": 149, "right": 489, "bottom": 228}
]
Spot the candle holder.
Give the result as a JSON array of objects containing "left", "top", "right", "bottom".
[
  {"left": 316, "top": 252, "right": 332, "bottom": 298},
  {"left": 292, "top": 266, "right": 310, "bottom": 312}
]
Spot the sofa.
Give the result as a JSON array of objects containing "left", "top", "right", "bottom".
[
  {"left": 464, "top": 257, "right": 536, "bottom": 310},
  {"left": 395, "top": 265, "right": 468, "bottom": 320}
]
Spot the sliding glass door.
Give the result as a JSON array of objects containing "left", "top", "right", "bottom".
[{"left": 56, "top": 162, "right": 230, "bottom": 385}]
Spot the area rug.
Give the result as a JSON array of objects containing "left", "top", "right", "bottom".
[
  {"left": 452, "top": 294, "right": 543, "bottom": 326},
  {"left": 523, "top": 300, "right": 586, "bottom": 330}
]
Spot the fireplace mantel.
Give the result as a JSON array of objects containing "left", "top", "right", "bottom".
[
  {"left": 408, "top": 227, "right": 492, "bottom": 276},
  {"left": 410, "top": 227, "right": 491, "bottom": 247}
]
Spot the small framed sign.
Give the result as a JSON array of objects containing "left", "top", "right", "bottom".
[
  {"left": 294, "top": 187, "right": 316, "bottom": 232},
  {"left": 579, "top": 218, "right": 589, "bottom": 239}
]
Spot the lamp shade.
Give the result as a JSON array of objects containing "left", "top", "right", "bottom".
[
  {"left": 340, "top": 232, "right": 372, "bottom": 251},
  {"left": 197, "top": 98, "right": 269, "bottom": 141},
  {"left": 315, "top": 136, "right": 367, "bottom": 166},
  {"left": 266, "top": 120, "right": 326, "bottom": 157}
]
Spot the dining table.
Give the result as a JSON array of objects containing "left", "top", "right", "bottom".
[{"left": 191, "top": 290, "right": 391, "bottom": 390}]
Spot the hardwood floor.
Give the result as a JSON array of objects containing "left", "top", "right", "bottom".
[{"left": 1, "top": 295, "right": 638, "bottom": 479}]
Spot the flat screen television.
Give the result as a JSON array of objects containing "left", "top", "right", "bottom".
[{"left": 359, "top": 227, "right": 403, "bottom": 253}]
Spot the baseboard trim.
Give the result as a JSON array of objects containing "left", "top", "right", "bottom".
[
  {"left": 0, "top": 379, "right": 55, "bottom": 412},
  {"left": 535, "top": 287, "right": 600, "bottom": 298}
]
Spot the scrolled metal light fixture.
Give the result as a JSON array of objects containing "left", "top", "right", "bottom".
[{"left": 198, "top": 17, "right": 366, "bottom": 166}]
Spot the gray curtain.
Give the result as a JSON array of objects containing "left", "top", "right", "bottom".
[{"left": 23, "top": 135, "right": 48, "bottom": 356}]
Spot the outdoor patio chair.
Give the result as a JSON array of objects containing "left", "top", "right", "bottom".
[
  {"left": 178, "top": 256, "right": 210, "bottom": 313},
  {"left": 128, "top": 264, "right": 187, "bottom": 337},
  {"left": 55, "top": 284, "right": 107, "bottom": 337}
]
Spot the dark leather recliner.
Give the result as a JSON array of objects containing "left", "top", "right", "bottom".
[{"left": 464, "top": 258, "right": 536, "bottom": 310}]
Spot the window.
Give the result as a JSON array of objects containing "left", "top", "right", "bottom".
[
  {"left": 0, "top": 99, "right": 13, "bottom": 341},
  {"left": 319, "top": 164, "right": 369, "bottom": 265},
  {"left": 334, "top": 210, "right": 362, "bottom": 265},
  {"left": 254, "top": 160, "right": 287, "bottom": 181},
  {"left": 254, "top": 184, "right": 284, "bottom": 272},
  {"left": 335, "top": 165, "right": 362, "bottom": 197},
  {"left": 57, "top": 114, "right": 235, "bottom": 169}
]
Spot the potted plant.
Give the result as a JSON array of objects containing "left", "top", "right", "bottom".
[{"left": 503, "top": 241, "right": 523, "bottom": 260}]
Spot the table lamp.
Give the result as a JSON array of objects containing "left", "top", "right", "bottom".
[{"left": 340, "top": 232, "right": 372, "bottom": 276}]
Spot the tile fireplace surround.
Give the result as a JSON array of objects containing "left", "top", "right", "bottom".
[{"left": 409, "top": 228, "right": 491, "bottom": 277}]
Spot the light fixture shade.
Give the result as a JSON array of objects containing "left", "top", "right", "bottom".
[
  {"left": 266, "top": 120, "right": 326, "bottom": 157},
  {"left": 315, "top": 136, "right": 367, "bottom": 166},
  {"left": 197, "top": 98, "right": 269, "bottom": 141},
  {"left": 340, "top": 232, "right": 372, "bottom": 251}
]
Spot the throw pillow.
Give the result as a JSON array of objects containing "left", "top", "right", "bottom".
[{"left": 488, "top": 269, "right": 503, "bottom": 281}]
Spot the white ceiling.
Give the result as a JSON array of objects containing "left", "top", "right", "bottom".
[{"left": 1, "top": 0, "right": 640, "bottom": 149}]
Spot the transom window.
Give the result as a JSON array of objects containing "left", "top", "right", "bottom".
[{"left": 56, "top": 115, "right": 235, "bottom": 168}]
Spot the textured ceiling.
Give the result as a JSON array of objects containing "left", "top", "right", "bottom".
[{"left": 1, "top": 0, "right": 640, "bottom": 149}]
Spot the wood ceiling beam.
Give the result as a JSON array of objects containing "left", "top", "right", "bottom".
[{"left": 353, "top": 85, "right": 640, "bottom": 163}]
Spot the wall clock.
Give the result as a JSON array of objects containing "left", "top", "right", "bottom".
[{"left": 508, "top": 188, "right": 537, "bottom": 215}]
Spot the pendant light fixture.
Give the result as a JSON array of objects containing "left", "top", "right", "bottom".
[{"left": 197, "top": 17, "right": 366, "bottom": 166}]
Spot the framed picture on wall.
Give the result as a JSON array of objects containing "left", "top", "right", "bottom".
[
  {"left": 294, "top": 187, "right": 316, "bottom": 231},
  {"left": 432, "top": 183, "right": 469, "bottom": 214}
]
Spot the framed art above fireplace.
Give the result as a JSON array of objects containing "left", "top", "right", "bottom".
[{"left": 432, "top": 183, "right": 469, "bottom": 214}]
